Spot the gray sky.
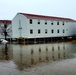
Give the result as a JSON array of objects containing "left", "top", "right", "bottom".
[{"left": 0, "top": 0, "right": 76, "bottom": 20}]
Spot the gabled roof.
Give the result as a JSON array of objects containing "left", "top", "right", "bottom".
[
  {"left": 0, "top": 20, "right": 11, "bottom": 24},
  {"left": 19, "top": 13, "right": 76, "bottom": 22}
]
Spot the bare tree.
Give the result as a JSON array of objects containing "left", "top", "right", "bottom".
[{"left": 0, "top": 20, "right": 12, "bottom": 40}]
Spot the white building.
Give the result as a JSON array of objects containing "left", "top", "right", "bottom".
[
  {"left": 12, "top": 13, "right": 76, "bottom": 42},
  {"left": 0, "top": 20, "right": 12, "bottom": 39}
]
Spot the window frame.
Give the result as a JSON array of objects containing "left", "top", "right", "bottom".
[
  {"left": 51, "top": 21, "right": 53, "bottom": 25},
  {"left": 51, "top": 29, "right": 54, "bottom": 33},
  {"left": 45, "top": 29, "right": 47, "bottom": 34},
  {"left": 57, "top": 29, "right": 59, "bottom": 33},
  {"left": 57, "top": 21, "right": 59, "bottom": 25},
  {"left": 62, "top": 22, "right": 64, "bottom": 25},
  {"left": 29, "top": 19, "right": 32, "bottom": 24},
  {"left": 63, "top": 29, "right": 65, "bottom": 33},
  {"left": 45, "top": 20, "right": 47, "bottom": 25},
  {"left": 38, "top": 29, "right": 41, "bottom": 34},
  {"left": 30, "top": 29, "right": 33, "bottom": 34},
  {"left": 38, "top": 20, "right": 40, "bottom": 24}
]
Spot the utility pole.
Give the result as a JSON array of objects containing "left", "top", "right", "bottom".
[{"left": 19, "top": 20, "right": 22, "bottom": 38}]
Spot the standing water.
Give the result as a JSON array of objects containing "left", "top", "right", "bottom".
[{"left": 0, "top": 42, "right": 76, "bottom": 75}]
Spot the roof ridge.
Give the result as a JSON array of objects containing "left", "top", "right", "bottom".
[
  {"left": 0, "top": 20, "right": 11, "bottom": 24},
  {"left": 19, "top": 13, "right": 76, "bottom": 22}
]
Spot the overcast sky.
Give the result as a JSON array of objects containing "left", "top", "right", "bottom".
[{"left": 0, "top": 0, "right": 76, "bottom": 20}]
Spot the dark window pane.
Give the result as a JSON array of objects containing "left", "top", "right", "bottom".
[
  {"left": 51, "top": 29, "right": 54, "bottom": 33},
  {"left": 38, "top": 22, "right": 40, "bottom": 24},
  {"left": 45, "top": 22, "right": 47, "bottom": 25},
  {"left": 51, "top": 23, "right": 53, "bottom": 25},
  {"left": 57, "top": 22, "right": 59, "bottom": 25},
  {"left": 63, "top": 29, "right": 65, "bottom": 33},
  {"left": 29, "top": 19, "right": 32, "bottom": 24},
  {"left": 45, "top": 29, "right": 47, "bottom": 33},
  {"left": 62, "top": 22, "right": 64, "bottom": 25},
  {"left": 57, "top": 30, "right": 59, "bottom": 33},
  {"left": 30, "top": 29, "right": 33, "bottom": 34},
  {"left": 38, "top": 29, "right": 40, "bottom": 34}
]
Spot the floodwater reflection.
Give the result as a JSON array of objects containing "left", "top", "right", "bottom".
[
  {"left": 0, "top": 42, "right": 76, "bottom": 70},
  {"left": 0, "top": 44, "right": 13, "bottom": 60},
  {"left": 12, "top": 43, "right": 76, "bottom": 70}
]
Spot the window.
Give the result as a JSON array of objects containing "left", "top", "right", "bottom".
[
  {"left": 45, "top": 22, "right": 47, "bottom": 25},
  {"left": 38, "top": 29, "right": 41, "bottom": 34},
  {"left": 38, "top": 20, "right": 40, "bottom": 24},
  {"left": 38, "top": 22, "right": 40, "bottom": 24},
  {"left": 45, "top": 20, "right": 47, "bottom": 25},
  {"left": 30, "top": 29, "right": 33, "bottom": 34},
  {"left": 62, "top": 22, "right": 64, "bottom": 25},
  {"left": 63, "top": 29, "right": 65, "bottom": 33},
  {"left": 66, "top": 29, "right": 68, "bottom": 31},
  {"left": 57, "top": 29, "right": 59, "bottom": 33},
  {"left": 45, "top": 29, "right": 47, "bottom": 34},
  {"left": 51, "top": 29, "right": 54, "bottom": 33},
  {"left": 29, "top": 19, "right": 32, "bottom": 24},
  {"left": 57, "top": 21, "right": 59, "bottom": 25},
  {"left": 51, "top": 21, "right": 53, "bottom": 25}
]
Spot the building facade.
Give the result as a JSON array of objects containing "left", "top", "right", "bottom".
[
  {"left": 0, "top": 20, "right": 12, "bottom": 39},
  {"left": 12, "top": 13, "right": 76, "bottom": 43}
]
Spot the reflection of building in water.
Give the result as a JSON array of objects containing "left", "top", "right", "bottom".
[
  {"left": 12, "top": 43, "right": 74, "bottom": 70},
  {"left": 0, "top": 44, "right": 13, "bottom": 60}
]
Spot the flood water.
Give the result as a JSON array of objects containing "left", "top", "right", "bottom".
[{"left": 0, "top": 42, "right": 76, "bottom": 75}]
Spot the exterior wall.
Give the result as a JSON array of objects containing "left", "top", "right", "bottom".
[
  {"left": 12, "top": 13, "right": 28, "bottom": 38},
  {"left": 0, "top": 23, "right": 12, "bottom": 39},
  {"left": 27, "top": 18, "right": 76, "bottom": 38},
  {"left": 7, "top": 24, "right": 12, "bottom": 38},
  {"left": 0, "top": 23, "right": 4, "bottom": 38},
  {"left": 12, "top": 13, "right": 76, "bottom": 39},
  {"left": 69, "top": 22, "right": 76, "bottom": 36}
]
